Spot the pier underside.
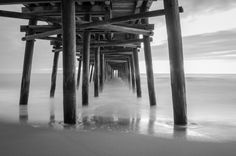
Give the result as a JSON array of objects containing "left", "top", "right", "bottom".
[{"left": 0, "top": 0, "right": 187, "bottom": 125}]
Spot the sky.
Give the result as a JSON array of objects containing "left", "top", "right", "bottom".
[{"left": 0, "top": 0, "right": 236, "bottom": 74}]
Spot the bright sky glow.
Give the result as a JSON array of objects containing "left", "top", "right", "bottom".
[
  {"left": 0, "top": 1, "right": 236, "bottom": 74},
  {"left": 140, "top": 60, "right": 236, "bottom": 74},
  {"left": 152, "top": 8, "right": 236, "bottom": 45}
]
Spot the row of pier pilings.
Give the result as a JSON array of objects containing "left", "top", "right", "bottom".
[{"left": 18, "top": 0, "right": 187, "bottom": 125}]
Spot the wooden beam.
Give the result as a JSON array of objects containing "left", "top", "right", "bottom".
[
  {"left": 143, "top": 35, "right": 156, "bottom": 106},
  {"left": 19, "top": 19, "right": 37, "bottom": 105},
  {"left": 98, "top": 24, "right": 153, "bottom": 36},
  {"left": 0, "top": 0, "right": 61, "bottom": 5},
  {"left": 0, "top": 0, "right": 108, "bottom": 5},
  {"left": 20, "top": 25, "right": 60, "bottom": 33},
  {"left": 62, "top": 0, "right": 76, "bottom": 124},
  {"left": 22, "top": 29, "right": 61, "bottom": 41},
  {"left": 22, "top": 24, "right": 153, "bottom": 41},
  {"left": 0, "top": 10, "right": 60, "bottom": 23},
  {"left": 89, "top": 64, "right": 94, "bottom": 83},
  {"left": 94, "top": 47, "right": 100, "bottom": 97},
  {"left": 82, "top": 30, "right": 91, "bottom": 106},
  {"left": 51, "top": 38, "right": 147, "bottom": 53},
  {"left": 50, "top": 51, "right": 60, "bottom": 98},
  {"left": 130, "top": 55, "right": 136, "bottom": 92},
  {"left": 164, "top": 0, "right": 187, "bottom": 125},
  {"left": 133, "top": 48, "right": 142, "bottom": 97},
  {"left": 100, "top": 53, "right": 104, "bottom": 92},
  {"left": 77, "top": 60, "right": 82, "bottom": 89},
  {"left": 77, "top": 7, "right": 183, "bottom": 29},
  {"left": 89, "top": 38, "right": 145, "bottom": 47},
  {"left": 22, "top": 7, "right": 183, "bottom": 41}
]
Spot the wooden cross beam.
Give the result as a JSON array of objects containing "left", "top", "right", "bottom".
[
  {"left": 77, "top": 7, "right": 183, "bottom": 29},
  {"left": 52, "top": 38, "right": 148, "bottom": 52},
  {"left": 0, "top": 0, "right": 108, "bottom": 5},
  {"left": 22, "top": 25, "right": 153, "bottom": 41},
  {"left": 0, "top": 10, "right": 60, "bottom": 23},
  {"left": 21, "top": 24, "right": 154, "bottom": 32},
  {"left": 0, "top": 0, "right": 157, "bottom": 5},
  {"left": 22, "top": 7, "right": 183, "bottom": 41}
]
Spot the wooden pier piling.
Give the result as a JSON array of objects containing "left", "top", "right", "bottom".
[
  {"left": 77, "top": 60, "right": 82, "bottom": 89},
  {"left": 94, "top": 47, "right": 100, "bottom": 97},
  {"left": 90, "top": 64, "right": 94, "bottom": 83},
  {"left": 50, "top": 51, "right": 60, "bottom": 98},
  {"left": 130, "top": 55, "right": 136, "bottom": 92},
  {"left": 127, "top": 60, "right": 131, "bottom": 87},
  {"left": 143, "top": 35, "right": 156, "bottom": 106},
  {"left": 82, "top": 30, "right": 91, "bottom": 106},
  {"left": 19, "top": 19, "right": 37, "bottom": 105},
  {"left": 100, "top": 53, "right": 104, "bottom": 91},
  {"left": 62, "top": 0, "right": 76, "bottom": 124},
  {"left": 164, "top": 0, "right": 187, "bottom": 125},
  {"left": 133, "top": 48, "right": 142, "bottom": 97}
]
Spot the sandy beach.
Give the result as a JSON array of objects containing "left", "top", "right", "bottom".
[
  {"left": 1, "top": 73, "right": 236, "bottom": 155},
  {"left": 1, "top": 121, "right": 236, "bottom": 156}
]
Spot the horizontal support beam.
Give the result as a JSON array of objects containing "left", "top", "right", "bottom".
[
  {"left": 0, "top": 10, "right": 60, "bottom": 23},
  {"left": 53, "top": 38, "right": 147, "bottom": 52},
  {"left": 99, "top": 24, "right": 153, "bottom": 36},
  {"left": 22, "top": 24, "right": 153, "bottom": 40},
  {"left": 0, "top": 0, "right": 108, "bottom": 5},
  {"left": 22, "top": 29, "right": 61, "bottom": 41},
  {"left": 0, "top": 0, "right": 156, "bottom": 5},
  {"left": 0, "top": 0, "right": 61, "bottom": 4},
  {"left": 22, "top": 7, "right": 183, "bottom": 40},
  {"left": 20, "top": 25, "right": 60, "bottom": 32},
  {"left": 77, "top": 7, "right": 184, "bottom": 29}
]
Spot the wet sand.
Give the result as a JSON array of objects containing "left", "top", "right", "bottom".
[
  {"left": 1, "top": 74, "right": 236, "bottom": 155},
  {"left": 1, "top": 121, "right": 236, "bottom": 156}
]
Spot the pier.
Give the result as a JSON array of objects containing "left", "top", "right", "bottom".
[{"left": 0, "top": 0, "right": 187, "bottom": 125}]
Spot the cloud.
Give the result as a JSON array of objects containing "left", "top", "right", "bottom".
[
  {"left": 151, "top": 0, "right": 236, "bottom": 17},
  {"left": 139, "top": 29, "right": 236, "bottom": 61},
  {"left": 180, "top": 0, "right": 236, "bottom": 16}
]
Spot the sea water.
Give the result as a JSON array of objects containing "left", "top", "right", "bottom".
[{"left": 0, "top": 73, "right": 236, "bottom": 142}]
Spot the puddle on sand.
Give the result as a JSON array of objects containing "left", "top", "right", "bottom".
[{"left": 17, "top": 104, "right": 229, "bottom": 142}]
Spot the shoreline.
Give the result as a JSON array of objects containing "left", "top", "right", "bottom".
[{"left": 1, "top": 121, "right": 236, "bottom": 156}]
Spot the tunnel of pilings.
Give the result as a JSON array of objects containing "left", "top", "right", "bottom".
[{"left": 0, "top": 0, "right": 187, "bottom": 125}]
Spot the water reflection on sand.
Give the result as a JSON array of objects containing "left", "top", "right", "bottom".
[
  {"left": 8, "top": 75, "right": 236, "bottom": 143},
  {"left": 19, "top": 103, "right": 213, "bottom": 142}
]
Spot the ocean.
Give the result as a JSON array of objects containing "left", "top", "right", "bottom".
[{"left": 1, "top": 73, "right": 236, "bottom": 142}]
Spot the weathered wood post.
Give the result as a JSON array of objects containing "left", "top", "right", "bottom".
[
  {"left": 130, "top": 55, "right": 136, "bottom": 92},
  {"left": 77, "top": 59, "right": 82, "bottom": 89},
  {"left": 164, "top": 0, "right": 187, "bottom": 125},
  {"left": 62, "top": 0, "right": 76, "bottom": 124},
  {"left": 100, "top": 53, "right": 104, "bottom": 91},
  {"left": 94, "top": 47, "right": 100, "bottom": 97},
  {"left": 82, "top": 29, "right": 91, "bottom": 106},
  {"left": 127, "top": 59, "right": 131, "bottom": 87},
  {"left": 141, "top": 4, "right": 157, "bottom": 106},
  {"left": 143, "top": 35, "right": 156, "bottom": 106},
  {"left": 133, "top": 48, "right": 142, "bottom": 97},
  {"left": 19, "top": 19, "right": 37, "bottom": 105},
  {"left": 50, "top": 51, "right": 60, "bottom": 98},
  {"left": 89, "top": 64, "right": 94, "bottom": 83}
]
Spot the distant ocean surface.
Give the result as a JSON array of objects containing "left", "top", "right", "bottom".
[{"left": 1, "top": 73, "right": 236, "bottom": 142}]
